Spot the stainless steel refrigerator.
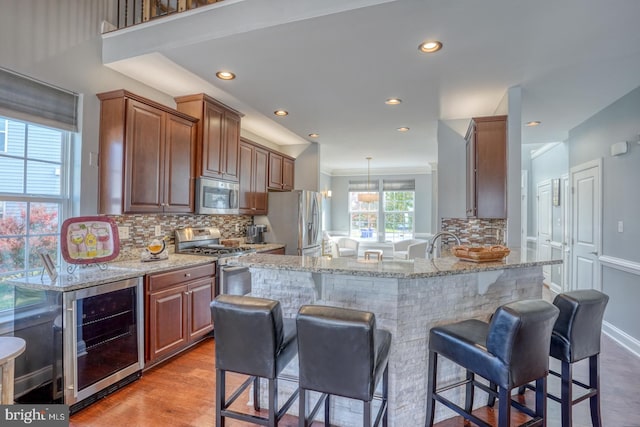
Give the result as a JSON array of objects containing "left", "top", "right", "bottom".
[{"left": 254, "top": 190, "right": 322, "bottom": 256}]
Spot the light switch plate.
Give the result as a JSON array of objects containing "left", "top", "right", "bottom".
[
  {"left": 618, "top": 221, "right": 624, "bottom": 233},
  {"left": 118, "top": 226, "right": 130, "bottom": 240},
  {"left": 154, "top": 225, "right": 162, "bottom": 236}
]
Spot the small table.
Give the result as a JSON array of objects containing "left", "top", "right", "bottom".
[
  {"left": 363, "top": 249, "right": 384, "bottom": 261},
  {"left": 0, "top": 337, "right": 26, "bottom": 404}
]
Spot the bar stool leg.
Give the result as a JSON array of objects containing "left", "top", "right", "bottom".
[
  {"left": 561, "top": 360, "right": 573, "bottom": 427},
  {"left": 254, "top": 377, "right": 260, "bottom": 410},
  {"left": 299, "top": 388, "right": 307, "bottom": 427},
  {"left": 589, "top": 354, "right": 603, "bottom": 427},
  {"left": 424, "top": 351, "right": 437, "bottom": 427},
  {"left": 498, "top": 386, "right": 511, "bottom": 427},
  {"left": 487, "top": 382, "right": 498, "bottom": 407},
  {"left": 363, "top": 400, "right": 371, "bottom": 427},
  {"left": 325, "top": 394, "right": 330, "bottom": 426},
  {"left": 534, "top": 376, "right": 547, "bottom": 422},
  {"left": 465, "top": 370, "right": 475, "bottom": 413},
  {"left": 268, "top": 378, "right": 277, "bottom": 427},
  {"left": 216, "top": 369, "right": 226, "bottom": 427},
  {"left": 382, "top": 365, "right": 389, "bottom": 427}
]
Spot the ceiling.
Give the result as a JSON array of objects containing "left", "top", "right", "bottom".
[{"left": 103, "top": 0, "right": 640, "bottom": 175}]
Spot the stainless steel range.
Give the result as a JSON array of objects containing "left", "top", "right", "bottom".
[{"left": 175, "top": 227, "right": 254, "bottom": 296}]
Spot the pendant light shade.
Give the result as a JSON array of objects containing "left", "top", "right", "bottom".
[{"left": 358, "top": 157, "right": 379, "bottom": 202}]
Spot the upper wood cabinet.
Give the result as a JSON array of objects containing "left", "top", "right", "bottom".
[
  {"left": 175, "top": 94, "right": 242, "bottom": 182},
  {"left": 465, "top": 115, "right": 507, "bottom": 218},
  {"left": 239, "top": 138, "right": 268, "bottom": 215},
  {"left": 268, "top": 151, "right": 295, "bottom": 191},
  {"left": 97, "top": 90, "right": 197, "bottom": 215}
]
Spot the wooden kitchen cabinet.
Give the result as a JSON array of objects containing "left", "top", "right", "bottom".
[
  {"left": 239, "top": 138, "right": 268, "bottom": 214},
  {"left": 175, "top": 93, "right": 243, "bottom": 182},
  {"left": 97, "top": 90, "right": 197, "bottom": 215},
  {"left": 268, "top": 151, "right": 295, "bottom": 190},
  {"left": 261, "top": 247, "right": 285, "bottom": 255},
  {"left": 465, "top": 115, "right": 507, "bottom": 218},
  {"left": 145, "top": 263, "right": 215, "bottom": 366}
]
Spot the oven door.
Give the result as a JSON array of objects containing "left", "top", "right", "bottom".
[
  {"left": 219, "top": 265, "right": 251, "bottom": 296},
  {"left": 62, "top": 277, "right": 143, "bottom": 406}
]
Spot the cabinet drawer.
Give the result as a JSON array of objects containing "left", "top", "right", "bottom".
[{"left": 148, "top": 263, "right": 215, "bottom": 292}]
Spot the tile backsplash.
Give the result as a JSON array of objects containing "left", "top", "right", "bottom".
[
  {"left": 108, "top": 214, "right": 253, "bottom": 260},
  {"left": 441, "top": 218, "right": 507, "bottom": 251}
]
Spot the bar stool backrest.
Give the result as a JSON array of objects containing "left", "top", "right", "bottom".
[
  {"left": 211, "top": 294, "right": 284, "bottom": 378},
  {"left": 487, "top": 299, "right": 559, "bottom": 388},
  {"left": 297, "top": 305, "right": 377, "bottom": 401},
  {"left": 551, "top": 290, "right": 609, "bottom": 363}
]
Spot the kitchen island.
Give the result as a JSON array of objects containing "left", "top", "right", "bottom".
[{"left": 227, "top": 250, "right": 562, "bottom": 426}]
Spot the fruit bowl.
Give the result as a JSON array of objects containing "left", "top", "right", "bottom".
[{"left": 452, "top": 245, "right": 510, "bottom": 263}]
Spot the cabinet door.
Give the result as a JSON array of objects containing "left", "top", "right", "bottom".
[
  {"left": 188, "top": 277, "right": 215, "bottom": 340},
  {"left": 282, "top": 157, "right": 295, "bottom": 190},
  {"left": 268, "top": 152, "right": 283, "bottom": 189},
  {"left": 238, "top": 141, "right": 254, "bottom": 212},
  {"left": 201, "top": 101, "right": 224, "bottom": 179},
  {"left": 466, "top": 129, "right": 476, "bottom": 217},
  {"left": 148, "top": 285, "right": 188, "bottom": 362},
  {"left": 124, "top": 99, "right": 165, "bottom": 213},
  {"left": 475, "top": 118, "right": 506, "bottom": 218},
  {"left": 164, "top": 114, "right": 195, "bottom": 213},
  {"left": 222, "top": 112, "right": 240, "bottom": 182},
  {"left": 254, "top": 146, "right": 269, "bottom": 213}
]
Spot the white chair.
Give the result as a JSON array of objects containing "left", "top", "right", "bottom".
[
  {"left": 392, "top": 239, "right": 427, "bottom": 260},
  {"left": 331, "top": 237, "right": 359, "bottom": 258}
]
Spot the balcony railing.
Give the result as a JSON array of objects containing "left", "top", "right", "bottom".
[{"left": 112, "top": 0, "right": 223, "bottom": 31}]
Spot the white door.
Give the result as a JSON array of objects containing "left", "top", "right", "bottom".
[
  {"left": 571, "top": 159, "right": 602, "bottom": 291},
  {"left": 521, "top": 170, "right": 528, "bottom": 252},
  {"left": 537, "top": 180, "right": 552, "bottom": 284},
  {"left": 562, "top": 174, "right": 571, "bottom": 292}
]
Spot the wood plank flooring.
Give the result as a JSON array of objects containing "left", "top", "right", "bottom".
[{"left": 69, "top": 334, "right": 640, "bottom": 427}]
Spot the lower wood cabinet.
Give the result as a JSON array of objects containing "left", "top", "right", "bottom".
[
  {"left": 145, "top": 263, "right": 215, "bottom": 366},
  {"left": 261, "top": 247, "right": 285, "bottom": 255}
]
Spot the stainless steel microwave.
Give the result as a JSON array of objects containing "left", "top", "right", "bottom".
[{"left": 196, "top": 177, "right": 239, "bottom": 214}]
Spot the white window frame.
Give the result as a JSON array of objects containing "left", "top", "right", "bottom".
[{"left": 383, "top": 190, "right": 415, "bottom": 242}]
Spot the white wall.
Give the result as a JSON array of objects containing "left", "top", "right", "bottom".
[
  {"left": 294, "top": 142, "right": 320, "bottom": 191},
  {"left": 0, "top": 0, "right": 181, "bottom": 215},
  {"left": 436, "top": 120, "right": 466, "bottom": 224}
]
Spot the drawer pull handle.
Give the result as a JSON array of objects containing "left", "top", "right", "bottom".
[{"left": 185, "top": 273, "right": 191, "bottom": 277}]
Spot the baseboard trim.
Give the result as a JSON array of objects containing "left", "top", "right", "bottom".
[{"left": 603, "top": 321, "right": 640, "bottom": 358}]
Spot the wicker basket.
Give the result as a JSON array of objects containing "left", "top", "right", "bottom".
[{"left": 452, "top": 245, "right": 510, "bottom": 262}]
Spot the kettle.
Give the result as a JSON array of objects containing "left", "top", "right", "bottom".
[{"left": 246, "top": 224, "right": 266, "bottom": 244}]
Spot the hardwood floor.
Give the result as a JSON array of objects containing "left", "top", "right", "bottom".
[{"left": 69, "top": 334, "right": 640, "bottom": 427}]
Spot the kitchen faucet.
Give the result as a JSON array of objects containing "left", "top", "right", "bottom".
[{"left": 427, "top": 231, "right": 461, "bottom": 259}]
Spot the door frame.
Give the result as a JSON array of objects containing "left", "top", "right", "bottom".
[
  {"left": 536, "top": 179, "right": 553, "bottom": 286},
  {"left": 570, "top": 158, "right": 603, "bottom": 292}
]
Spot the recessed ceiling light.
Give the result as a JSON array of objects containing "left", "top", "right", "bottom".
[
  {"left": 397, "top": 127, "right": 410, "bottom": 132},
  {"left": 274, "top": 110, "right": 288, "bottom": 117},
  {"left": 385, "top": 98, "right": 402, "bottom": 105},
  {"left": 308, "top": 133, "right": 319, "bottom": 138},
  {"left": 215, "top": 71, "right": 236, "bottom": 80},
  {"left": 525, "top": 121, "right": 541, "bottom": 127},
  {"left": 418, "top": 40, "right": 443, "bottom": 53}
]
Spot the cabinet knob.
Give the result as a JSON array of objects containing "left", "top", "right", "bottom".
[{"left": 185, "top": 273, "right": 191, "bottom": 278}]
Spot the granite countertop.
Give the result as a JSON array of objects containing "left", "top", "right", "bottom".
[
  {"left": 226, "top": 248, "right": 562, "bottom": 279},
  {"left": 5, "top": 253, "right": 215, "bottom": 292}
]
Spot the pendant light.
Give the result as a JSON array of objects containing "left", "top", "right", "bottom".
[{"left": 358, "top": 157, "right": 379, "bottom": 202}]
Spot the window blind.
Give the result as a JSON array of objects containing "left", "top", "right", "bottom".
[
  {"left": 0, "top": 67, "right": 78, "bottom": 132},
  {"left": 349, "top": 179, "right": 379, "bottom": 191},
  {"left": 383, "top": 179, "right": 415, "bottom": 191}
]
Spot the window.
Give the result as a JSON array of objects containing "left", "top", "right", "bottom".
[
  {"left": 348, "top": 179, "right": 379, "bottom": 241},
  {"left": 0, "top": 117, "right": 69, "bottom": 282},
  {"left": 0, "top": 118, "right": 6, "bottom": 152},
  {"left": 383, "top": 179, "right": 415, "bottom": 242}
]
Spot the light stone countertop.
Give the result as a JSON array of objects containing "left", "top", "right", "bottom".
[
  {"left": 226, "top": 248, "right": 562, "bottom": 279},
  {"left": 5, "top": 254, "right": 214, "bottom": 292},
  {"left": 4, "top": 244, "right": 286, "bottom": 292}
]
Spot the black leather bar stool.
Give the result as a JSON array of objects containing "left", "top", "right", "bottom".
[
  {"left": 505, "top": 289, "right": 609, "bottom": 427},
  {"left": 425, "top": 299, "right": 559, "bottom": 427},
  {"left": 211, "top": 295, "right": 299, "bottom": 427},
  {"left": 296, "top": 305, "right": 391, "bottom": 427}
]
